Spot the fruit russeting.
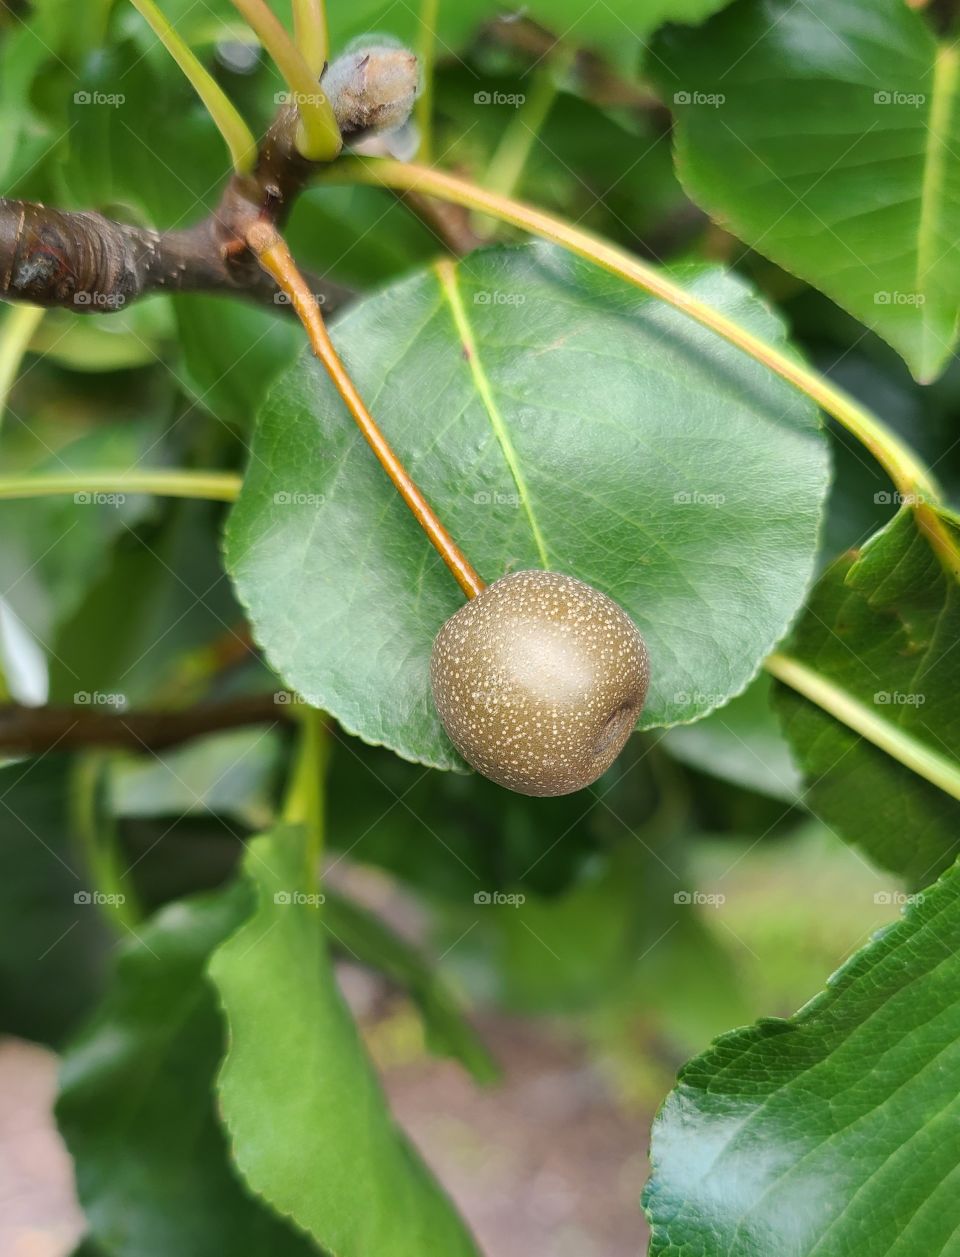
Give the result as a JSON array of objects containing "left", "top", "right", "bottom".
[{"left": 431, "top": 570, "right": 650, "bottom": 797}]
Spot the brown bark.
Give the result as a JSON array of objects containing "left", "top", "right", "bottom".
[{"left": 0, "top": 46, "right": 418, "bottom": 316}]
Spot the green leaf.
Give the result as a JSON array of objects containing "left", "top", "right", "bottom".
[
  {"left": 644, "top": 857, "right": 960, "bottom": 1256},
  {"left": 773, "top": 508, "right": 960, "bottom": 886},
  {"left": 57, "top": 884, "right": 320, "bottom": 1257},
  {"left": 226, "top": 245, "right": 828, "bottom": 770},
  {"left": 323, "top": 889, "right": 497, "bottom": 1082},
  {"left": 207, "top": 823, "right": 480, "bottom": 1257},
  {"left": 653, "top": 0, "right": 960, "bottom": 382}
]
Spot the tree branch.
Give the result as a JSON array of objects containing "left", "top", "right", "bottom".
[
  {"left": 0, "top": 45, "right": 418, "bottom": 316},
  {"left": 0, "top": 695, "right": 295, "bottom": 754}
]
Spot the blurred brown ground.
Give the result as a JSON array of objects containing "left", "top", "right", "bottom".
[{"left": 0, "top": 1017, "right": 649, "bottom": 1257}]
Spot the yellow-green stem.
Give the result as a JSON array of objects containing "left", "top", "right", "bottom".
[
  {"left": 0, "top": 470, "right": 241, "bottom": 501},
  {"left": 765, "top": 652, "right": 960, "bottom": 804},
  {"left": 0, "top": 304, "right": 44, "bottom": 425},
  {"left": 129, "top": 0, "right": 258, "bottom": 173},
  {"left": 71, "top": 752, "right": 143, "bottom": 933},
  {"left": 414, "top": 0, "right": 439, "bottom": 163},
  {"left": 292, "top": 0, "right": 328, "bottom": 75},
  {"left": 328, "top": 158, "right": 958, "bottom": 575},
  {"left": 228, "top": 0, "right": 340, "bottom": 160},
  {"left": 282, "top": 708, "right": 329, "bottom": 882},
  {"left": 483, "top": 43, "right": 575, "bottom": 201}
]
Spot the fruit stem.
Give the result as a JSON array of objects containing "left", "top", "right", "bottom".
[
  {"left": 414, "top": 0, "right": 439, "bottom": 163},
  {"left": 247, "top": 223, "right": 486, "bottom": 599}
]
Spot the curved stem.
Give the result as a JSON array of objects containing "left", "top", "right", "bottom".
[
  {"left": 128, "top": 0, "right": 258, "bottom": 173},
  {"left": 0, "top": 304, "right": 44, "bottom": 425},
  {"left": 70, "top": 752, "right": 143, "bottom": 933},
  {"left": 228, "top": 0, "right": 341, "bottom": 160},
  {"left": 483, "top": 44, "right": 575, "bottom": 201},
  {"left": 292, "top": 0, "right": 328, "bottom": 76},
  {"left": 414, "top": 0, "right": 439, "bottom": 163},
  {"left": 247, "top": 222, "right": 485, "bottom": 599},
  {"left": 765, "top": 652, "right": 960, "bottom": 804},
  {"left": 328, "top": 159, "right": 945, "bottom": 509},
  {"left": 282, "top": 708, "right": 329, "bottom": 882},
  {"left": 0, "top": 470, "right": 241, "bottom": 501}
]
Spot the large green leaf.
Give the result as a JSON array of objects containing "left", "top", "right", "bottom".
[
  {"left": 57, "top": 884, "right": 320, "bottom": 1257},
  {"left": 774, "top": 508, "right": 960, "bottom": 886},
  {"left": 226, "top": 244, "right": 829, "bottom": 770},
  {"left": 644, "top": 856, "right": 960, "bottom": 1255},
  {"left": 207, "top": 823, "right": 480, "bottom": 1257},
  {"left": 654, "top": 0, "right": 960, "bottom": 382}
]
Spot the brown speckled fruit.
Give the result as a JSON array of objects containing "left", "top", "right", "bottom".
[{"left": 430, "top": 570, "right": 650, "bottom": 796}]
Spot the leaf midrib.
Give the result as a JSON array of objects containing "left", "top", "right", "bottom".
[{"left": 432, "top": 258, "right": 550, "bottom": 571}]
